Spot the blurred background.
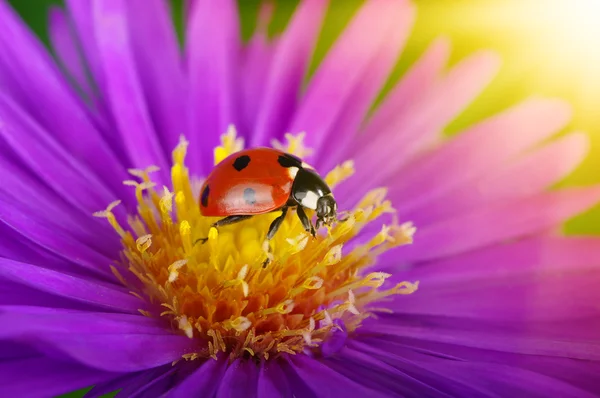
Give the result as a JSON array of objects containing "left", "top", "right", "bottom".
[{"left": 9, "top": 0, "right": 600, "bottom": 234}]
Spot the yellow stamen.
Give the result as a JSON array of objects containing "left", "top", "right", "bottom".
[{"left": 95, "top": 130, "right": 418, "bottom": 361}]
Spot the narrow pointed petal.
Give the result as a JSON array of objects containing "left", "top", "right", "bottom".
[
  {"left": 410, "top": 132, "right": 589, "bottom": 225},
  {"left": 48, "top": 6, "right": 94, "bottom": 98},
  {"left": 125, "top": 0, "right": 186, "bottom": 155},
  {"left": 0, "top": 258, "right": 142, "bottom": 313},
  {"left": 0, "top": 2, "right": 128, "bottom": 193},
  {"left": 92, "top": 0, "right": 170, "bottom": 178},
  {"left": 290, "top": 0, "right": 415, "bottom": 160},
  {"left": 186, "top": 0, "right": 241, "bottom": 174},
  {"left": 168, "top": 357, "right": 228, "bottom": 398},
  {"left": 341, "top": 52, "right": 501, "bottom": 204},
  {"left": 258, "top": 361, "right": 292, "bottom": 398},
  {"left": 0, "top": 357, "right": 118, "bottom": 397},
  {"left": 389, "top": 99, "right": 572, "bottom": 211},
  {"left": 385, "top": 236, "right": 600, "bottom": 321},
  {"left": 327, "top": 38, "right": 450, "bottom": 172},
  {"left": 395, "top": 187, "right": 600, "bottom": 262},
  {"left": 216, "top": 359, "right": 260, "bottom": 398},
  {"left": 250, "top": 0, "right": 328, "bottom": 146},
  {"left": 286, "top": 355, "right": 389, "bottom": 397}
]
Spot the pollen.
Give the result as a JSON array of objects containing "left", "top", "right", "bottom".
[{"left": 96, "top": 127, "right": 418, "bottom": 362}]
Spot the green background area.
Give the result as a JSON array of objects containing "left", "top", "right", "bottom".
[{"left": 5, "top": 0, "right": 600, "bottom": 395}]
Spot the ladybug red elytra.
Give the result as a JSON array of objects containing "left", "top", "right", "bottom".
[{"left": 199, "top": 148, "right": 338, "bottom": 244}]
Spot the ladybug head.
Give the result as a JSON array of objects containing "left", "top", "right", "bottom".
[{"left": 315, "top": 194, "right": 337, "bottom": 229}]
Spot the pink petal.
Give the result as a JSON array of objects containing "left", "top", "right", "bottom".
[
  {"left": 410, "top": 132, "right": 589, "bottom": 225},
  {"left": 395, "top": 186, "right": 600, "bottom": 263}
]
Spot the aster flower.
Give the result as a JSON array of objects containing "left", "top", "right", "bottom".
[{"left": 1, "top": 0, "right": 600, "bottom": 396}]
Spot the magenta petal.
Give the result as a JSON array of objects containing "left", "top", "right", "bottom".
[
  {"left": 341, "top": 51, "right": 500, "bottom": 204},
  {"left": 0, "top": 357, "right": 118, "bottom": 397},
  {"left": 186, "top": 0, "right": 241, "bottom": 174},
  {"left": 258, "top": 361, "right": 291, "bottom": 398},
  {"left": 250, "top": 0, "right": 328, "bottom": 147},
  {"left": 167, "top": 356, "right": 228, "bottom": 397},
  {"left": 124, "top": 0, "right": 185, "bottom": 155},
  {"left": 361, "top": 38, "right": 451, "bottom": 145},
  {"left": 331, "top": 38, "right": 450, "bottom": 173},
  {"left": 410, "top": 132, "right": 589, "bottom": 225},
  {"left": 396, "top": 187, "right": 600, "bottom": 263},
  {"left": 386, "top": 236, "right": 600, "bottom": 321},
  {"left": 216, "top": 359, "right": 259, "bottom": 398},
  {"left": 291, "top": 0, "right": 415, "bottom": 160},
  {"left": 0, "top": 258, "right": 142, "bottom": 313},
  {"left": 48, "top": 6, "right": 94, "bottom": 98},
  {"left": 92, "top": 0, "right": 170, "bottom": 178}
]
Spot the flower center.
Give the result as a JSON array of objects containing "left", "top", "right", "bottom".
[{"left": 94, "top": 128, "right": 418, "bottom": 362}]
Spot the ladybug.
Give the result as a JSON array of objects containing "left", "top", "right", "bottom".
[{"left": 198, "top": 148, "right": 338, "bottom": 244}]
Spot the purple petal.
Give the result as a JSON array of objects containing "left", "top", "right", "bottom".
[
  {"left": 64, "top": 0, "right": 105, "bottom": 94},
  {"left": 0, "top": 157, "right": 121, "bottom": 257},
  {"left": 48, "top": 6, "right": 94, "bottom": 98},
  {"left": 0, "top": 356, "right": 118, "bottom": 397},
  {"left": 216, "top": 359, "right": 259, "bottom": 398},
  {"left": 0, "top": 258, "right": 142, "bottom": 313},
  {"left": 322, "top": 346, "right": 445, "bottom": 397},
  {"left": 124, "top": 0, "right": 185, "bottom": 156},
  {"left": 92, "top": 0, "right": 170, "bottom": 178},
  {"left": 350, "top": 339, "right": 599, "bottom": 397},
  {"left": 0, "top": 94, "right": 119, "bottom": 212},
  {"left": 250, "top": 0, "right": 328, "bottom": 146},
  {"left": 258, "top": 361, "right": 291, "bottom": 398},
  {"left": 34, "top": 332, "right": 196, "bottom": 372},
  {"left": 389, "top": 98, "right": 572, "bottom": 212},
  {"left": 186, "top": 0, "right": 241, "bottom": 174},
  {"left": 285, "top": 355, "right": 389, "bottom": 398},
  {"left": 0, "top": 210, "right": 116, "bottom": 278},
  {"left": 410, "top": 132, "right": 589, "bottom": 225},
  {"left": 0, "top": 1, "right": 129, "bottom": 194},
  {"left": 385, "top": 236, "right": 600, "bottom": 321},
  {"left": 361, "top": 314, "right": 600, "bottom": 362},
  {"left": 290, "top": 0, "right": 415, "bottom": 161},
  {"left": 394, "top": 187, "right": 600, "bottom": 263},
  {"left": 168, "top": 356, "right": 228, "bottom": 397}
]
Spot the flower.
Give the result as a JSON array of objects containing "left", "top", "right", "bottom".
[{"left": 1, "top": 0, "right": 600, "bottom": 397}]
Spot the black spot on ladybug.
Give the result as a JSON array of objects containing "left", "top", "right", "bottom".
[
  {"left": 233, "top": 155, "right": 251, "bottom": 171},
  {"left": 277, "top": 154, "right": 302, "bottom": 168},
  {"left": 243, "top": 187, "right": 257, "bottom": 205},
  {"left": 201, "top": 185, "right": 210, "bottom": 207}
]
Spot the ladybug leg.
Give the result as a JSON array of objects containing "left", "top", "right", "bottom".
[
  {"left": 194, "top": 215, "right": 253, "bottom": 245},
  {"left": 296, "top": 206, "right": 316, "bottom": 238},
  {"left": 266, "top": 207, "right": 288, "bottom": 240},
  {"left": 213, "top": 215, "right": 253, "bottom": 228},
  {"left": 262, "top": 207, "right": 289, "bottom": 268}
]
